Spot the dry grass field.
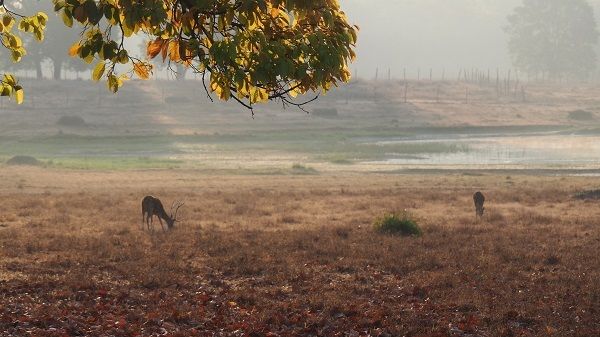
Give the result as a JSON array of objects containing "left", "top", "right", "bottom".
[{"left": 0, "top": 167, "right": 599, "bottom": 336}]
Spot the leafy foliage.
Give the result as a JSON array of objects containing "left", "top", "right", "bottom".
[
  {"left": 374, "top": 211, "right": 422, "bottom": 236},
  {"left": 0, "top": 3, "right": 47, "bottom": 104},
  {"left": 506, "top": 0, "right": 599, "bottom": 79},
  {"left": 52, "top": 0, "right": 358, "bottom": 108}
]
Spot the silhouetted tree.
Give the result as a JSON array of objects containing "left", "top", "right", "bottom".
[
  {"left": 14, "top": 1, "right": 81, "bottom": 79},
  {"left": 506, "top": 0, "right": 599, "bottom": 79}
]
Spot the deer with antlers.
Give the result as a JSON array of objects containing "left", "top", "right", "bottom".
[{"left": 141, "top": 196, "right": 184, "bottom": 231}]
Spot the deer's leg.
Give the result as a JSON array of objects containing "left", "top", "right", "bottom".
[
  {"left": 157, "top": 217, "right": 165, "bottom": 232},
  {"left": 142, "top": 212, "right": 146, "bottom": 231}
]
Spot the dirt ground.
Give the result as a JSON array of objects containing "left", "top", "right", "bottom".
[{"left": 0, "top": 167, "right": 598, "bottom": 336}]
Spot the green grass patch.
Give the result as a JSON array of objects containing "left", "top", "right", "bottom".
[
  {"left": 46, "top": 157, "right": 183, "bottom": 170},
  {"left": 0, "top": 134, "right": 178, "bottom": 158},
  {"left": 330, "top": 158, "right": 353, "bottom": 165},
  {"left": 291, "top": 163, "right": 319, "bottom": 175},
  {"left": 374, "top": 211, "right": 422, "bottom": 236},
  {"left": 317, "top": 154, "right": 354, "bottom": 165}
]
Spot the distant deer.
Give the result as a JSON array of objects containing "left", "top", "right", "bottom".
[
  {"left": 473, "top": 191, "right": 485, "bottom": 219},
  {"left": 141, "top": 196, "right": 184, "bottom": 231}
]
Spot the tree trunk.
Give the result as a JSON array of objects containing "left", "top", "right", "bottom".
[
  {"left": 53, "top": 59, "right": 63, "bottom": 80},
  {"left": 36, "top": 62, "right": 43, "bottom": 79},
  {"left": 175, "top": 64, "right": 188, "bottom": 81}
]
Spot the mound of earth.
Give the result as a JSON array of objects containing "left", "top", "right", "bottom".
[
  {"left": 6, "top": 155, "right": 41, "bottom": 166},
  {"left": 57, "top": 115, "right": 86, "bottom": 127},
  {"left": 568, "top": 110, "right": 595, "bottom": 121}
]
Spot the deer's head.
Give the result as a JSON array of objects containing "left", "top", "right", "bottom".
[
  {"left": 167, "top": 201, "right": 185, "bottom": 229},
  {"left": 478, "top": 206, "right": 485, "bottom": 216}
]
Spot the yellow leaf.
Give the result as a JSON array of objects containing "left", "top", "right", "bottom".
[
  {"left": 15, "top": 88, "right": 24, "bottom": 104},
  {"left": 92, "top": 62, "right": 105, "bottom": 81},
  {"left": 3, "top": 74, "right": 16, "bottom": 86},
  {"left": 69, "top": 42, "right": 81, "bottom": 56},
  {"left": 11, "top": 49, "right": 23, "bottom": 62},
  {"left": 2, "top": 15, "right": 14, "bottom": 30},
  {"left": 349, "top": 28, "right": 358, "bottom": 44},
  {"left": 34, "top": 29, "right": 44, "bottom": 41},
  {"left": 133, "top": 62, "right": 151, "bottom": 80},
  {"left": 122, "top": 20, "right": 134, "bottom": 37},
  {"left": 147, "top": 39, "right": 163, "bottom": 59},
  {"left": 18, "top": 20, "right": 29, "bottom": 32},
  {"left": 107, "top": 74, "right": 119, "bottom": 93},
  {"left": 83, "top": 53, "right": 94, "bottom": 64},
  {"left": 36, "top": 12, "right": 48, "bottom": 26},
  {"left": 161, "top": 41, "right": 169, "bottom": 62},
  {"left": 168, "top": 41, "right": 180, "bottom": 62},
  {"left": 61, "top": 11, "right": 73, "bottom": 27},
  {"left": 270, "top": 7, "right": 280, "bottom": 18},
  {"left": 9, "top": 35, "right": 21, "bottom": 48}
]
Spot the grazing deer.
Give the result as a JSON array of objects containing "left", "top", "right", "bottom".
[
  {"left": 141, "top": 196, "right": 184, "bottom": 231},
  {"left": 473, "top": 191, "right": 485, "bottom": 219}
]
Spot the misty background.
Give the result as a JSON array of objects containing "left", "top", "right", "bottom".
[
  {"left": 344, "top": 0, "right": 600, "bottom": 79},
  {"left": 344, "top": 0, "right": 522, "bottom": 77},
  {"left": 6, "top": 0, "right": 600, "bottom": 80},
  {"left": 4, "top": 0, "right": 600, "bottom": 172}
]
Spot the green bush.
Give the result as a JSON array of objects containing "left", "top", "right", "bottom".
[
  {"left": 290, "top": 163, "right": 318, "bottom": 175},
  {"left": 374, "top": 211, "right": 422, "bottom": 236}
]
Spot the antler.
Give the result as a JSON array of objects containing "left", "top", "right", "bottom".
[{"left": 172, "top": 201, "right": 185, "bottom": 221}]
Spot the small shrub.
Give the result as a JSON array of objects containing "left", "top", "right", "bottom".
[
  {"left": 57, "top": 115, "right": 86, "bottom": 127},
  {"left": 574, "top": 189, "right": 600, "bottom": 200},
  {"left": 330, "top": 158, "right": 353, "bottom": 165},
  {"left": 568, "top": 110, "right": 595, "bottom": 121},
  {"left": 279, "top": 215, "right": 297, "bottom": 224},
  {"left": 6, "top": 155, "right": 41, "bottom": 166},
  {"left": 544, "top": 255, "right": 560, "bottom": 265},
  {"left": 374, "top": 211, "right": 422, "bottom": 236},
  {"left": 291, "top": 164, "right": 318, "bottom": 175}
]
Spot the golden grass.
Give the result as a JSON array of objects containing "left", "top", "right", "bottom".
[{"left": 0, "top": 168, "right": 599, "bottom": 335}]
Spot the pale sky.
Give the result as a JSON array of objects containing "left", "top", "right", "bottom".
[{"left": 341, "top": 0, "right": 522, "bottom": 79}]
